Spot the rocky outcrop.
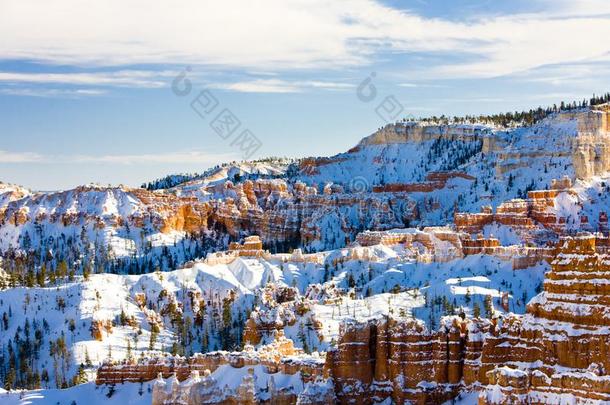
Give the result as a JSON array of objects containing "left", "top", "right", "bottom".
[
  {"left": 90, "top": 319, "right": 113, "bottom": 341},
  {"left": 372, "top": 171, "right": 475, "bottom": 193},
  {"left": 151, "top": 369, "right": 335, "bottom": 405},
  {"left": 97, "top": 333, "right": 324, "bottom": 386},
  {"left": 572, "top": 105, "right": 610, "bottom": 179},
  {"left": 455, "top": 177, "right": 593, "bottom": 237},
  {"left": 151, "top": 368, "right": 263, "bottom": 405},
  {"left": 356, "top": 122, "right": 487, "bottom": 146},
  {"left": 0, "top": 178, "right": 418, "bottom": 270},
  {"left": 323, "top": 233, "right": 610, "bottom": 404},
  {"left": 355, "top": 227, "right": 553, "bottom": 269},
  {"left": 478, "top": 233, "right": 610, "bottom": 404},
  {"left": 242, "top": 285, "right": 323, "bottom": 347},
  {"left": 573, "top": 133, "right": 610, "bottom": 179},
  {"left": 325, "top": 316, "right": 491, "bottom": 404},
  {"left": 199, "top": 179, "right": 418, "bottom": 250}
]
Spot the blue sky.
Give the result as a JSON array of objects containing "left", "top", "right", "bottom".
[{"left": 1, "top": 0, "right": 610, "bottom": 190}]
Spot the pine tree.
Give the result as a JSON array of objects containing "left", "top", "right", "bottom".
[
  {"left": 149, "top": 329, "right": 157, "bottom": 351},
  {"left": 297, "top": 323, "right": 309, "bottom": 353},
  {"left": 126, "top": 339, "right": 133, "bottom": 361},
  {"left": 473, "top": 302, "right": 481, "bottom": 318},
  {"left": 74, "top": 363, "right": 88, "bottom": 385},
  {"left": 221, "top": 293, "right": 234, "bottom": 350},
  {"left": 37, "top": 265, "right": 46, "bottom": 287},
  {"left": 84, "top": 348, "right": 92, "bottom": 367},
  {"left": 484, "top": 295, "right": 494, "bottom": 319},
  {"left": 200, "top": 327, "right": 208, "bottom": 352},
  {"left": 57, "top": 260, "right": 68, "bottom": 280}
]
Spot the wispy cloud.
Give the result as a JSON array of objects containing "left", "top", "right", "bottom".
[
  {"left": 71, "top": 151, "right": 239, "bottom": 165},
  {"left": 0, "top": 150, "right": 238, "bottom": 165},
  {"left": 512, "top": 59, "right": 610, "bottom": 86},
  {"left": 0, "top": 0, "right": 608, "bottom": 80},
  {"left": 0, "top": 87, "right": 107, "bottom": 98},
  {"left": 211, "top": 78, "right": 353, "bottom": 93},
  {"left": 0, "top": 150, "right": 43, "bottom": 163},
  {"left": 0, "top": 70, "right": 176, "bottom": 88}
]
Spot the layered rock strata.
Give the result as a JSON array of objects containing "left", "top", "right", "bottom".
[
  {"left": 356, "top": 228, "right": 553, "bottom": 269},
  {"left": 479, "top": 233, "right": 610, "bottom": 404},
  {"left": 96, "top": 333, "right": 325, "bottom": 386},
  {"left": 454, "top": 176, "right": 601, "bottom": 237},
  {"left": 325, "top": 316, "right": 491, "bottom": 404}
]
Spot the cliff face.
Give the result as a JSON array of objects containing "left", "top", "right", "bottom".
[
  {"left": 325, "top": 316, "right": 491, "bottom": 404},
  {"left": 99, "top": 334, "right": 332, "bottom": 405},
  {"left": 356, "top": 122, "right": 487, "bottom": 146},
  {"left": 571, "top": 106, "right": 610, "bottom": 179},
  {"left": 208, "top": 179, "right": 418, "bottom": 250},
  {"left": 0, "top": 179, "right": 418, "bottom": 274},
  {"left": 454, "top": 176, "right": 608, "bottom": 240},
  {"left": 479, "top": 234, "right": 610, "bottom": 404},
  {"left": 4, "top": 107, "right": 610, "bottom": 270},
  {"left": 0, "top": 185, "right": 214, "bottom": 236},
  {"left": 97, "top": 332, "right": 324, "bottom": 386},
  {"left": 322, "top": 234, "right": 610, "bottom": 404}
]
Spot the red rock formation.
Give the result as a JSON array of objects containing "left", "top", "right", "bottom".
[
  {"left": 326, "top": 234, "right": 610, "bottom": 404},
  {"left": 454, "top": 181, "right": 583, "bottom": 236},
  {"left": 96, "top": 335, "right": 324, "bottom": 386},
  {"left": 228, "top": 235, "right": 265, "bottom": 257},
  {"left": 242, "top": 285, "right": 320, "bottom": 346},
  {"left": 90, "top": 319, "right": 113, "bottom": 341},
  {"left": 478, "top": 233, "right": 610, "bottom": 403},
  {"left": 325, "top": 316, "right": 492, "bottom": 404},
  {"left": 0, "top": 179, "right": 419, "bottom": 259},
  {"left": 373, "top": 171, "right": 475, "bottom": 193},
  {"left": 356, "top": 228, "right": 552, "bottom": 269},
  {"left": 300, "top": 157, "right": 348, "bottom": 176}
]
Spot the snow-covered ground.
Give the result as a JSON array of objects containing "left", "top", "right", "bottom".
[
  {"left": 308, "top": 253, "right": 546, "bottom": 348},
  {"left": 0, "top": 241, "right": 547, "bottom": 389},
  {"left": 0, "top": 382, "right": 151, "bottom": 405},
  {"left": 0, "top": 363, "right": 307, "bottom": 405},
  {"left": 0, "top": 109, "right": 607, "bottom": 272},
  {"left": 2, "top": 109, "right": 607, "bottom": 402}
]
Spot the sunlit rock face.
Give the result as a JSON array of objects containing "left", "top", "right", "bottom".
[
  {"left": 573, "top": 105, "right": 610, "bottom": 179},
  {"left": 320, "top": 234, "right": 610, "bottom": 404},
  {"left": 7, "top": 107, "right": 610, "bottom": 404},
  {"left": 0, "top": 178, "right": 418, "bottom": 273},
  {"left": 208, "top": 178, "right": 418, "bottom": 250},
  {"left": 4, "top": 107, "right": 610, "bottom": 267},
  {"left": 479, "top": 233, "right": 610, "bottom": 404}
]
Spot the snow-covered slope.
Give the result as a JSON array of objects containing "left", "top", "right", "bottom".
[
  {"left": 2, "top": 104, "right": 610, "bottom": 404},
  {"left": 299, "top": 111, "right": 585, "bottom": 219},
  {"left": 147, "top": 159, "right": 291, "bottom": 196},
  {"left": 0, "top": 240, "right": 546, "bottom": 389},
  {"left": 2, "top": 107, "right": 609, "bottom": 270}
]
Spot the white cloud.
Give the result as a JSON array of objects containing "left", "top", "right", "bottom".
[
  {"left": 211, "top": 79, "right": 353, "bottom": 93},
  {"left": 0, "top": 0, "right": 608, "bottom": 79},
  {"left": 0, "top": 87, "right": 107, "bottom": 97},
  {"left": 213, "top": 79, "right": 300, "bottom": 93},
  {"left": 71, "top": 151, "right": 239, "bottom": 165},
  {"left": 0, "top": 150, "right": 238, "bottom": 165},
  {"left": 0, "top": 70, "right": 176, "bottom": 88},
  {"left": 0, "top": 150, "right": 43, "bottom": 163},
  {"left": 512, "top": 60, "right": 610, "bottom": 86}
]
